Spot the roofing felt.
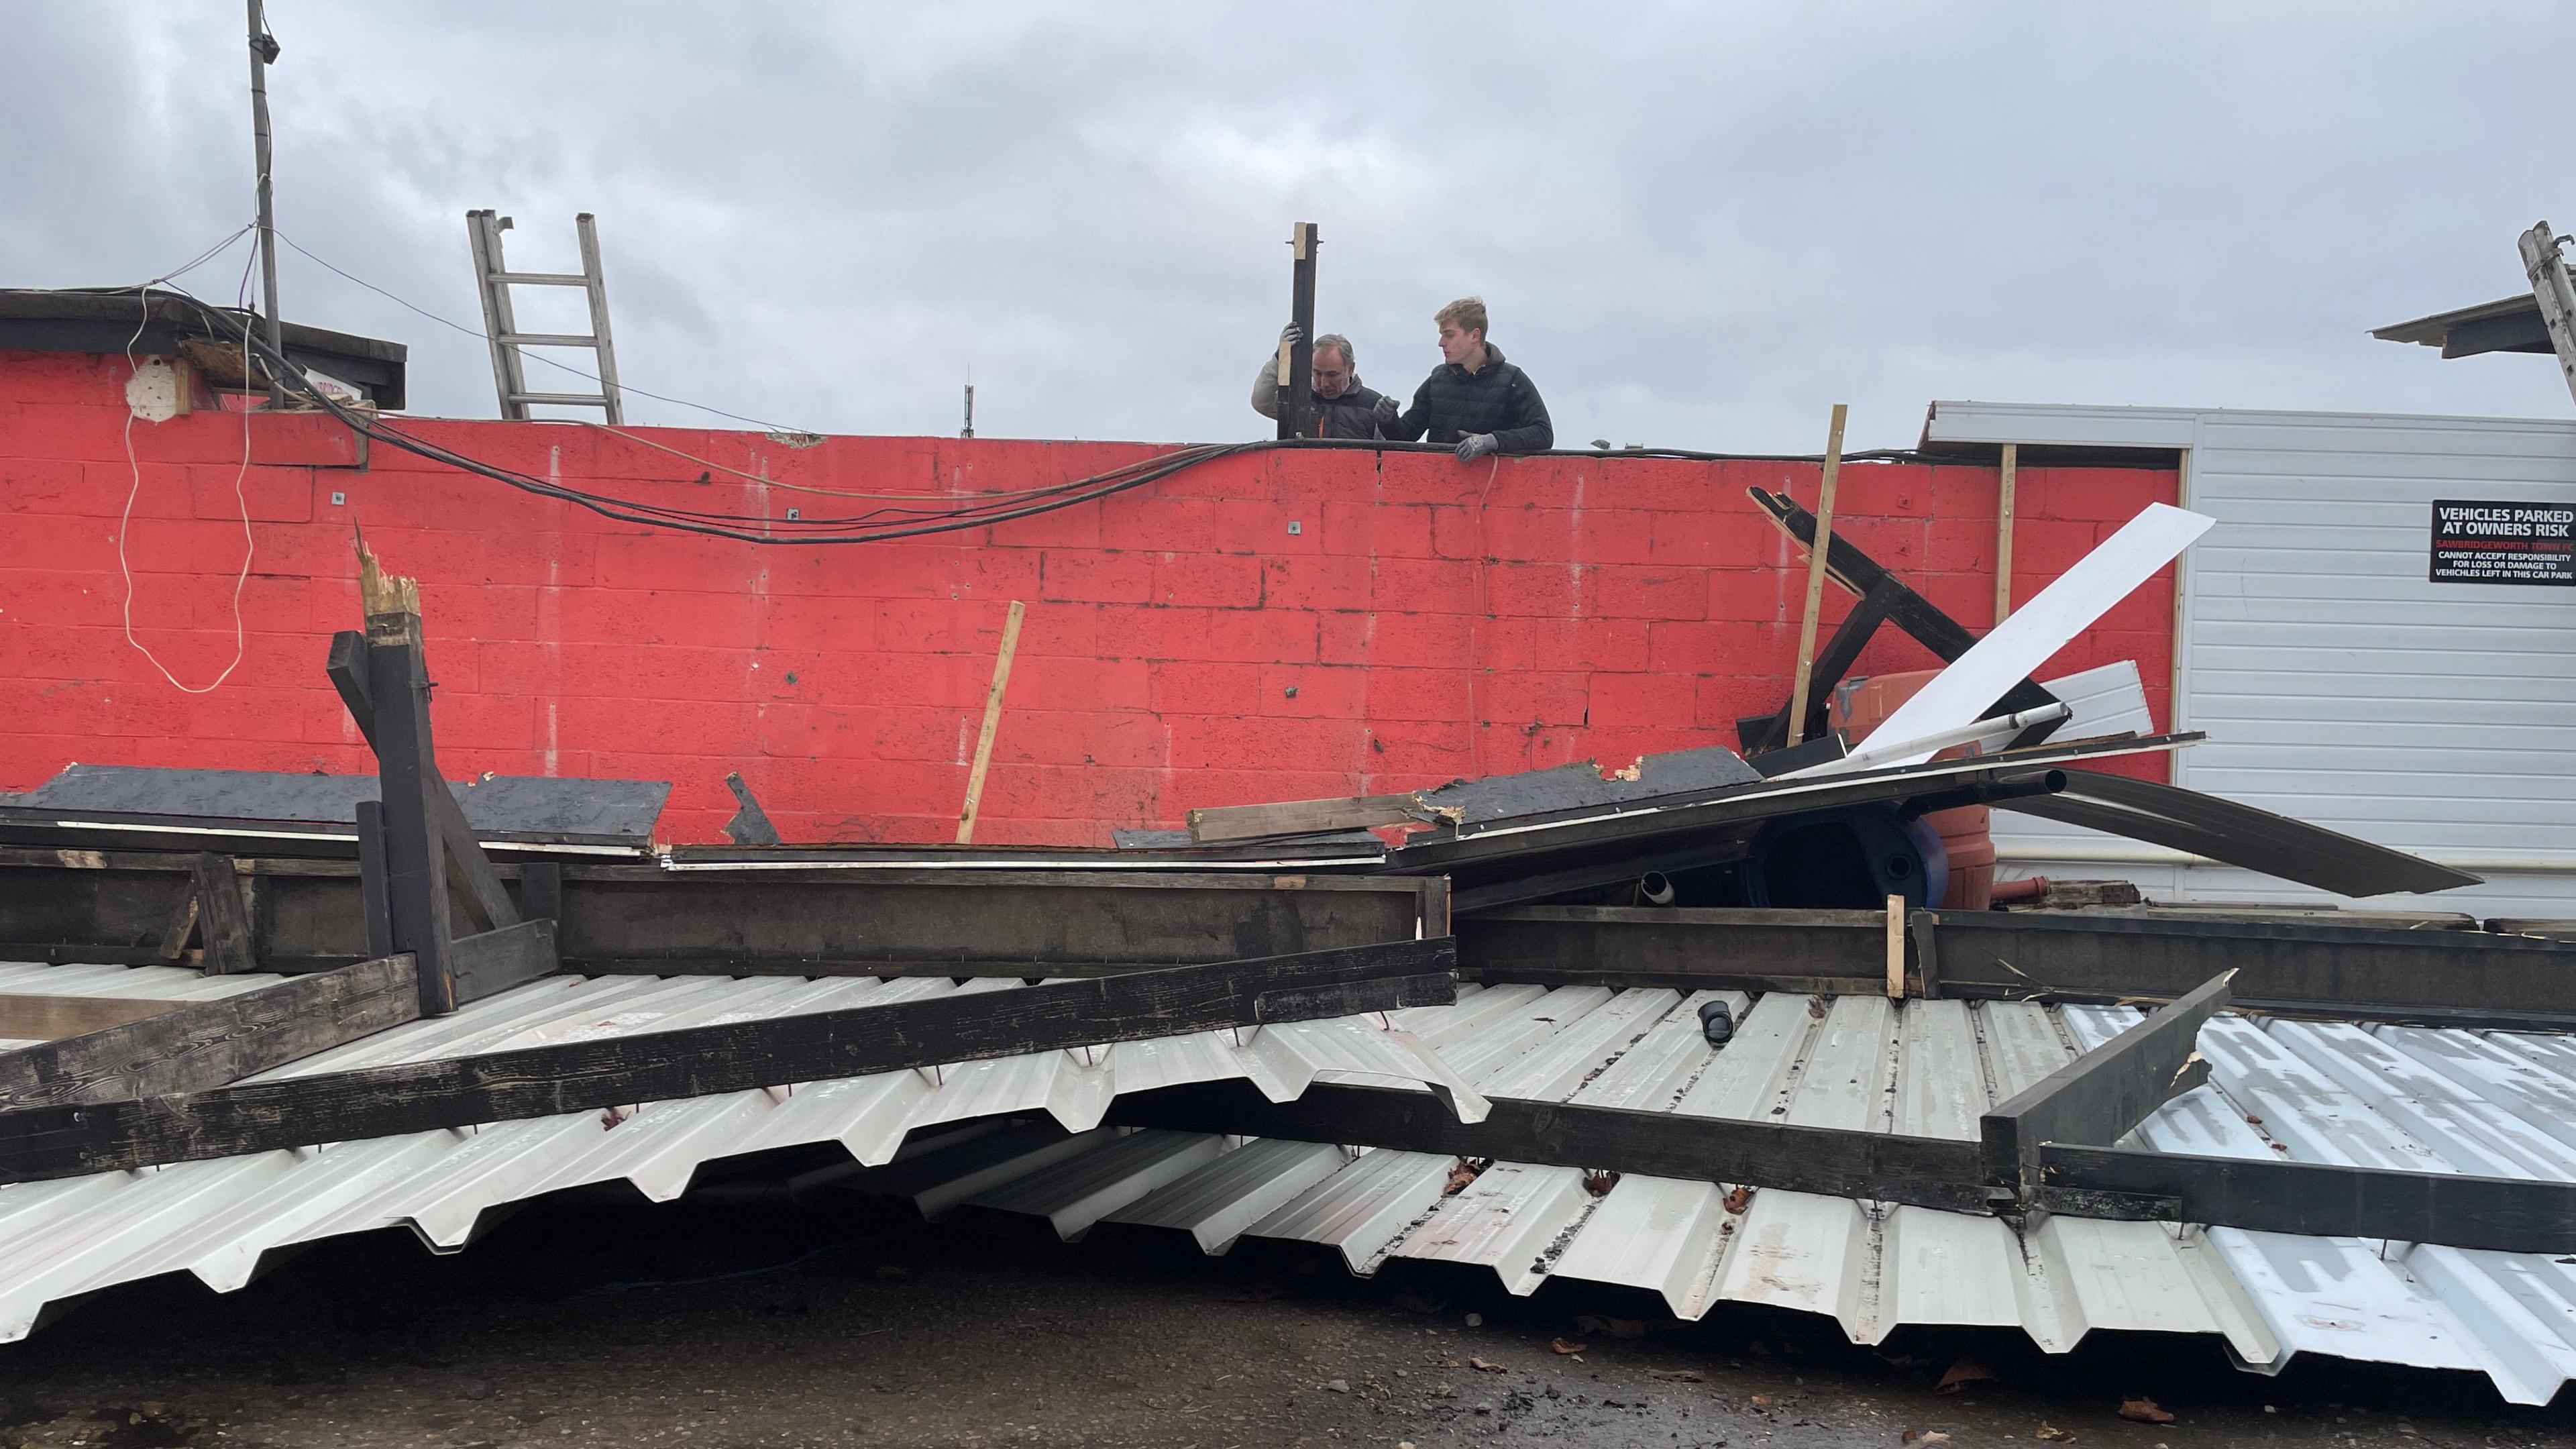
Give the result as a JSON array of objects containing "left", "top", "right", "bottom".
[{"left": 2, "top": 765, "right": 671, "bottom": 845}]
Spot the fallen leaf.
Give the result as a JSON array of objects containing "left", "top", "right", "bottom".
[
  {"left": 1469, "top": 1356, "right": 1507, "bottom": 1374},
  {"left": 1935, "top": 1359, "right": 1994, "bottom": 1394},
  {"left": 1808, "top": 997, "right": 1829, "bottom": 1020},
  {"left": 1723, "top": 1185, "right": 1755, "bottom": 1214},
  {"left": 1750, "top": 1393, "right": 1774, "bottom": 1410},
  {"left": 1444, "top": 1160, "right": 1483, "bottom": 1195},
  {"left": 2118, "top": 1399, "right": 2175, "bottom": 1425},
  {"left": 1652, "top": 1370, "right": 1705, "bottom": 1383},
  {"left": 1551, "top": 1338, "right": 1589, "bottom": 1356},
  {"left": 1582, "top": 1169, "right": 1619, "bottom": 1197},
  {"left": 2038, "top": 1423, "right": 2077, "bottom": 1443}
]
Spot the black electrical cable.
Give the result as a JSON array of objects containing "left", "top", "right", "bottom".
[{"left": 62, "top": 283, "right": 1953, "bottom": 548}]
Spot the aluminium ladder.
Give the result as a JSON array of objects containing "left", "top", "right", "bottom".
[{"left": 465, "top": 209, "right": 625, "bottom": 423}]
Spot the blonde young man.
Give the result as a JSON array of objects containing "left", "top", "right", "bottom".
[{"left": 1386, "top": 297, "right": 1553, "bottom": 461}]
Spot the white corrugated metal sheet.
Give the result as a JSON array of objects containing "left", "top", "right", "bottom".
[
  {"left": 0, "top": 958, "right": 1483, "bottom": 1341},
  {"left": 10, "top": 960, "right": 2574, "bottom": 1403},
  {"left": 1927, "top": 401, "right": 2576, "bottom": 917},
  {"left": 861, "top": 981, "right": 2576, "bottom": 1405}
]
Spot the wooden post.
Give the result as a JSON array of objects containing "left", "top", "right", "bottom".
[
  {"left": 1785, "top": 404, "right": 1848, "bottom": 745},
  {"left": 354, "top": 800, "right": 394, "bottom": 962},
  {"left": 1994, "top": 442, "right": 2018, "bottom": 625},
  {"left": 1885, "top": 894, "right": 1907, "bottom": 1000},
  {"left": 189, "top": 853, "right": 259, "bottom": 977},
  {"left": 1277, "top": 222, "right": 1318, "bottom": 440},
  {"left": 955, "top": 600, "right": 1027, "bottom": 844}
]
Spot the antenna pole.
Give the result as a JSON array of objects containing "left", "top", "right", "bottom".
[{"left": 247, "top": 0, "right": 286, "bottom": 405}]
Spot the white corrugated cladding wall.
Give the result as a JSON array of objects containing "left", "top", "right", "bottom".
[{"left": 1927, "top": 401, "right": 2576, "bottom": 917}]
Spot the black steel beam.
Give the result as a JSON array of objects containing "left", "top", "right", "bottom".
[
  {"left": 1108, "top": 1079, "right": 1992, "bottom": 1213},
  {"left": 1981, "top": 971, "right": 2232, "bottom": 1189},
  {"left": 0, "top": 851, "right": 1436, "bottom": 982},
  {"left": 1456, "top": 906, "right": 2576, "bottom": 1028},
  {"left": 1996, "top": 769, "right": 2481, "bottom": 898},
  {"left": 1931, "top": 910, "right": 2576, "bottom": 1028},
  {"left": 2038, "top": 1144, "right": 2576, "bottom": 1256},
  {"left": 0, "top": 937, "right": 1459, "bottom": 1184},
  {"left": 1458, "top": 906, "right": 1892, "bottom": 992}
]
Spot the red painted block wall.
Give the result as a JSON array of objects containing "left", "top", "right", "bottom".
[{"left": 0, "top": 349, "right": 2177, "bottom": 844}]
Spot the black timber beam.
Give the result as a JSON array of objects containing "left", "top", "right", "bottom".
[
  {"left": 186, "top": 852, "right": 260, "bottom": 975},
  {"left": 0, "top": 937, "right": 1458, "bottom": 1183},
  {"left": 0, "top": 955, "right": 420, "bottom": 1111},
  {"left": 1741, "top": 486, "right": 2060, "bottom": 751},
  {"left": 1980, "top": 970, "right": 2233, "bottom": 1193},
  {"left": 327, "top": 629, "right": 521, "bottom": 939},
  {"left": 1735, "top": 576, "right": 1900, "bottom": 754},
  {"left": 2037, "top": 1144, "right": 2576, "bottom": 1256},
  {"left": 1108, "top": 1079, "right": 1992, "bottom": 1213}
]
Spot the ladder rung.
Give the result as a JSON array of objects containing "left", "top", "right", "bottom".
[
  {"left": 490, "top": 270, "right": 592, "bottom": 286},
  {"left": 498, "top": 332, "right": 599, "bottom": 348},
  {"left": 509, "top": 391, "right": 614, "bottom": 407}
]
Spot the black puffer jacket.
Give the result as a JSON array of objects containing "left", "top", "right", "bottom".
[
  {"left": 1248, "top": 358, "right": 1395, "bottom": 439},
  {"left": 1387, "top": 344, "right": 1553, "bottom": 453}
]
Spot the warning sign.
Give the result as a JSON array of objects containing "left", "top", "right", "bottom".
[{"left": 2429, "top": 500, "right": 2576, "bottom": 585}]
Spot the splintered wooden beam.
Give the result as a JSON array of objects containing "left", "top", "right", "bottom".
[
  {"left": 1980, "top": 969, "right": 2235, "bottom": 1191},
  {"left": 0, "top": 936, "right": 1458, "bottom": 1183},
  {"left": 0, "top": 955, "right": 419, "bottom": 1110},
  {"left": 1186, "top": 792, "right": 1450, "bottom": 844}
]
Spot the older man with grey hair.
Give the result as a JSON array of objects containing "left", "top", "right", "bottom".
[{"left": 1250, "top": 325, "right": 1400, "bottom": 439}]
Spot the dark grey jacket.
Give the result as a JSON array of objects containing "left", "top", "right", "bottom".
[
  {"left": 1387, "top": 343, "right": 1553, "bottom": 453},
  {"left": 1248, "top": 358, "right": 1396, "bottom": 439}
]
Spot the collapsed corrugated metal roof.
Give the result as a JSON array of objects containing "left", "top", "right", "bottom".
[
  {"left": 0, "top": 957, "right": 1483, "bottom": 1342},
  {"left": 836, "top": 983, "right": 2576, "bottom": 1405}
]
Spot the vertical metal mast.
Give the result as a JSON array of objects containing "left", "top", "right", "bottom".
[{"left": 247, "top": 0, "right": 286, "bottom": 404}]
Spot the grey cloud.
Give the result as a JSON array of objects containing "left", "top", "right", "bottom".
[{"left": 5, "top": 2, "right": 2572, "bottom": 450}]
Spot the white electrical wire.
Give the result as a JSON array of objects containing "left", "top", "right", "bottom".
[{"left": 114, "top": 228, "right": 262, "bottom": 694}]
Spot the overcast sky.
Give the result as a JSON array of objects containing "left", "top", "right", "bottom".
[{"left": 5, "top": 3, "right": 2572, "bottom": 451}]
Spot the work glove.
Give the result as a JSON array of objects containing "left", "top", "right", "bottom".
[
  {"left": 1372, "top": 394, "right": 1399, "bottom": 425},
  {"left": 1455, "top": 432, "right": 1500, "bottom": 463},
  {"left": 1279, "top": 323, "right": 1303, "bottom": 349}
]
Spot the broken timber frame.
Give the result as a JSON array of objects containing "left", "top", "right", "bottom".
[
  {"left": 329, "top": 542, "right": 555, "bottom": 1014},
  {"left": 0, "top": 936, "right": 1457, "bottom": 1183}
]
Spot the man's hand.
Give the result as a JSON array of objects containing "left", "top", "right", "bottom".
[
  {"left": 1279, "top": 323, "right": 1303, "bottom": 349},
  {"left": 1372, "top": 394, "right": 1399, "bottom": 425},
  {"left": 1455, "top": 432, "right": 1500, "bottom": 463}
]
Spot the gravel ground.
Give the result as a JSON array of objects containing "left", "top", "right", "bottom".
[{"left": 1, "top": 1189, "right": 2569, "bottom": 1448}]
